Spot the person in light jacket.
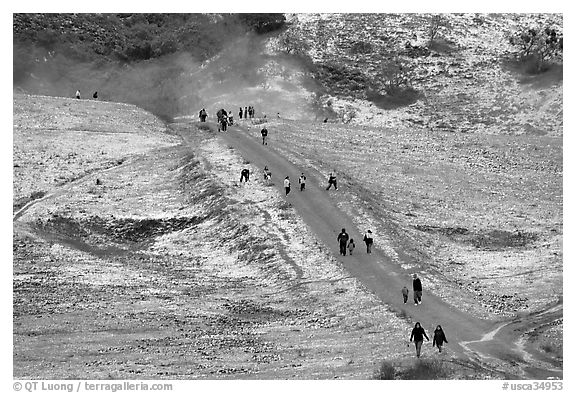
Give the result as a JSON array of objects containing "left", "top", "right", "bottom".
[
  {"left": 363, "top": 229, "right": 373, "bottom": 253},
  {"left": 284, "top": 176, "right": 291, "bottom": 195}
]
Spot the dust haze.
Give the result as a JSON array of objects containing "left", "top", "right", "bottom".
[{"left": 14, "top": 33, "right": 327, "bottom": 122}]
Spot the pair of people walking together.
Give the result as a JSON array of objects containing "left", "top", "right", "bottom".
[{"left": 410, "top": 323, "right": 448, "bottom": 357}]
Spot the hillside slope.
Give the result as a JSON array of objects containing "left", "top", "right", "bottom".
[
  {"left": 14, "top": 13, "right": 562, "bottom": 134},
  {"left": 275, "top": 13, "right": 562, "bottom": 135}
]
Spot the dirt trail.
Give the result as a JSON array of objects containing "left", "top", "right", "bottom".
[{"left": 210, "top": 121, "right": 562, "bottom": 379}]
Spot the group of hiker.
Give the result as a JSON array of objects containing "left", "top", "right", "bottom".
[
  {"left": 336, "top": 228, "right": 373, "bottom": 256},
  {"left": 238, "top": 105, "right": 256, "bottom": 120},
  {"left": 198, "top": 108, "right": 234, "bottom": 130},
  {"left": 227, "top": 114, "right": 449, "bottom": 360},
  {"left": 337, "top": 228, "right": 447, "bottom": 358},
  {"left": 198, "top": 105, "right": 258, "bottom": 131}
]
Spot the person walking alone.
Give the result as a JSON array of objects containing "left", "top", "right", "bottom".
[
  {"left": 410, "top": 322, "right": 429, "bottom": 358},
  {"left": 263, "top": 166, "right": 272, "bottom": 183},
  {"left": 363, "top": 230, "right": 374, "bottom": 253},
  {"left": 337, "top": 228, "right": 349, "bottom": 256},
  {"left": 284, "top": 176, "right": 291, "bottom": 195},
  {"left": 326, "top": 171, "right": 337, "bottom": 190},
  {"left": 432, "top": 325, "right": 448, "bottom": 353},
  {"left": 261, "top": 127, "right": 268, "bottom": 145},
  {"left": 199, "top": 108, "right": 207, "bottom": 122},
  {"left": 298, "top": 173, "right": 306, "bottom": 191},
  {"left": 240, "top": 168, "right": 250, "bottom": 183},
  {"left": 412, "top": 273, "right": 423, "bottom": 305}
]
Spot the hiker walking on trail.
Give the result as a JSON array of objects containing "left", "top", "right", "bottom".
[
  {"left": 337, "top": 228, "right": 350, "bottom": 256},
  {"left": 347, "top": 239, "right": 356, "bottom": 255},
  {"left": 240, "top": 168, "right": 250, "bottom": 183},
  {"left": 363, "top": 229, "right": 374, "bottom": 253},
  {"left": 326, "top": 171, "right": 337, "bottom": 190},
  {"left": 410, "top": 322, "right": 429, "bottom": 358},
  {"left": 401, "top": 286, "right": 409, "bottom": 304},
  {"left": 284, "top": 176, "right": 291, "bottom": 195},
  {"left": 199, "top": 108, "right": 207, "bottom": 122},
  {"left": 412, "top": 273, "right": 423, "bottom": 305},
  {"left": 432, "top": 325, "right": 448, "bottom": 353},
  {"left": 298, "top": 173, "right": 306, "bottom": 191},
  {"left": 220, "top": 116, "right": 228, "bottom": 131},
  {"left": 261, "top": 127, "right": 268, "bottom": 145},
  {"left": 244, "top": 106, "right": 248, "bottom": 119},
  {"left": 263, "top": 166, "right": 272, "bottom": 182},
  {"left": 239, "top": 107, "right": 243, "bottom": 119}
]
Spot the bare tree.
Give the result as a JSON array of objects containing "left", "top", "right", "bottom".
[
  {"left": 428, "top": 14, "right": 451, "bottom": 45},
  {"left": 379, "top": 58, "right": 414, "bottom": 95}
]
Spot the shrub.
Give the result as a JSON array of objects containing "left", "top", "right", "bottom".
[
  {"left": 366, "top": 87, "right": 419, "bottom": 110},
  {"left": 376, "top": 58, "right": 415, "bottom": 95},
  {"left": 279, "top": 27, "right": 311, "bottom": 56},
  {"left": 350, "top": 41, "right": 373, "bottom": 55},
  {"left": 508, "top": 26, "right": 563, "bottom": 74},
  {"left": 373, "top": 361, "right": 396, "bottom": 380},
  {"left": 196, "top": 123, "right": 212, "bottom": 132},
  {"left": 238, "top": 14, "right": 286, "bottom": 34},
  {"left": 399, "top": 359, "right": 447, "bottom": 380}
]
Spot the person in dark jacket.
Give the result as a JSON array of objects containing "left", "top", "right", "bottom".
[
  {"left": 261, "top": 127, "right": 268, "bottom": 145},
  {"left": 326, "top": 171, "right": 337, "bottom": 190},
  {"left": 410, "top": 322, "right": 429, "bottom": 358},
  {"left": 199, "top": 108, "right": 207, "bottom": 122},
  {"left": 412, "top": 273, "right": 423, "bottom": 305},
  {"left": 240, "top": 168, "right": 250, "bottom": 183},
  {"left": 432, "top": 325, "right": 448, "bottom": 353},
  {"left": 337, "top": 228, "right": 349, "bottom": 256},
  {"left": 239, "top": 107, "right": 243, "bottom": 119}
]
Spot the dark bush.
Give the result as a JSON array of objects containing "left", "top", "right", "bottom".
[
  {"left": 350, "top": 41, "right": 373, "bottom": 55},
  {"left": 508, "top": 25, "right": 563, "bottom": 74},
  {"left": 399, "top": 360, "right": 447, "bottom": 380},
  {"left": 238, "top": 14, "right": 286, "bottom": 34},
  {"left": 373, "top": 361, "right": 396, "bottom": 380},
  {"left": 366, "top": 87, "right": 420, "bottom": 110}
]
